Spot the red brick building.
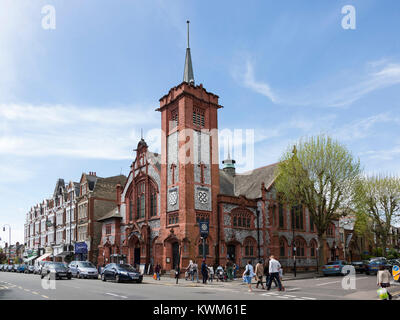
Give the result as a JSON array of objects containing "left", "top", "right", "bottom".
[{"left": 98, "top": 30, "right": 342, "bottom": 272}]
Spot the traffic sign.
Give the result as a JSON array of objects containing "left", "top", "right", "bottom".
[{"left": 393, "top": 265, "right": 400, "bottom": 281}]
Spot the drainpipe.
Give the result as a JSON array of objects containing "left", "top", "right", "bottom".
[
  {"left": 216, "top": 203, "right": 220, "bottom": 266},
  {"left": 256, "top": 209, "right": 261, "bottom": 260}
]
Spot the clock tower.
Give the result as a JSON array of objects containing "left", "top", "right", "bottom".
[{"left": 156, "top": 21, "right": 222, "bottom": 270}]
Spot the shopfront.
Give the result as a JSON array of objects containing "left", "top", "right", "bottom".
[{"left": 75, "top": 242, "right": 88, "bottom": 261}]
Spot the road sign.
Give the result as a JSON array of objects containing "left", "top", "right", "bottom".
[
  {"left": 393, "top": 265, "right": 400, "bottom": 281},
  {"left": 199, "top": 221, "right": 209, "bottom": 238}
]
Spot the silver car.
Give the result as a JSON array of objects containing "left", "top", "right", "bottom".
[{"left": 68, "top": 261, "right": 98, "bottom": 279}]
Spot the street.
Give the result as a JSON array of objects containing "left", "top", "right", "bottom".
[{"left": 0, "top": 272, "right": 399, "bottom": 300}]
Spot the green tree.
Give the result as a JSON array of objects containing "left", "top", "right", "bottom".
[
  {"left": 352, "top": 175, "right": 400, "bottom": 256},
  {"left": 275, "top": 135, "right": 361, "bottom": 270}
]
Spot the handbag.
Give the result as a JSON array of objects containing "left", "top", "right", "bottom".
[
  {"left": 244, "top": 267, "right": 250, "bottom": 276},
  {"left": 377, "top": 288, "right": 389, "bottom": 300},
  {"left": 153, "top": 273, "right": 157, "bottom": 280}
]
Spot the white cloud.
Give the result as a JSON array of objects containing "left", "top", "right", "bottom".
[
  {"left": 0, "top": 103, "right": 159, "bottom": 160},
  {"left": 238, "top": 59, "right": 400, "bottom": 108}
]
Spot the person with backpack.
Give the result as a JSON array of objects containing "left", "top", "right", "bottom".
[
  {"left": 243, "top": 260, "right": 255, "bottom": 292},
  {"left": 193, "top": 261, "right": 199, "bottom": 282}
]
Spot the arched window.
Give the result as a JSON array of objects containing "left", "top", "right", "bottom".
[
  {"left": 279, "top": 238, "right": 286, "bottom": 258},
  {"left": 136, "top": 181, "right": 145, "bottom": 219},
  {"left": 198, "top": 238, "right": 209, "bottom": 256},
  {"left": 231, "top": 209, "right": 252, "bottom": 229},
  {"left": 295, "top": 238, "right": 306, "bottom": 257},
  {"left": 327, "top": 223, "right": 335, "bottom": 237},
  {"left": 243, "top": 238, "right": 255, "bottom": 257},
  {"left": 150, "top": 184, "right": 157, "bottom": 217},
  {"left": 278, "top": 203, "right": 284, "bottom": 229},
  {"left": 310, "top": 240, "right": 317, "bottom": 258},
  {"left": 291, "top": 205, "right": 304, "bottom": 230}
]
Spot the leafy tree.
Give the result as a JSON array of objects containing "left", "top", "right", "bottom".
[
  {"left": 353, "top": 175, "right": 400, "bottom": 256},
  {"left": 275, "top": 135, "right": 361, "bottom": 269}
]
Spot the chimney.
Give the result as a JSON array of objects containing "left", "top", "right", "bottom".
[{"left": 116, "top": 184, "right": 122, "bottom": 207}]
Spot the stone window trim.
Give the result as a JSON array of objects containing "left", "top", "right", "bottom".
[
  {"left": 279, "top": 237, "right": 288, "bottom": 258},
  {"left": 327, "top": 223, "right": 335, "bottom": 237},
  {"left": 193, "top": 107, "right": 205, "bottom": 128},
  {"left": 170, "top": 108, "right": 179, "bottom": 129},
  {"left": 243, "top": 237, "right": 256, "bottom": 258},
  {"left": 195, "top": 211, "right": 210, "bottom": 225},
  {"left": 294, "top": 237, "right": 306, "bottom": 258},
  {"left": 230, "top": 208, "right": 253, "bottom": 229},
  {"left": 167, "top": 212, "right": 179, "bottom": 226},
  {"left": 290, "top": 205, "right": 305, "bottom": 232}
]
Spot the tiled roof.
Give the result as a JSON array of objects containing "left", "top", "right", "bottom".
[{"left": 97, "top": 206, "right": 120, "bottom": 222}]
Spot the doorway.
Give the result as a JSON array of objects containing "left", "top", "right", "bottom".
[
  {"left": 172, "top": 242, "right": 180, "bottom": 270},
  {"left": 227, "top": 245, "right": 236, "bottom": 263},
  {"left": 134, "top": 247, "right": 140, "bottom": 266}
]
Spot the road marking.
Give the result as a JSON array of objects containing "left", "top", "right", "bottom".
[
  {"left": 276, "top": 295, "right": 289, "bottom": 298},
  {"left": 315, "top": 280, "right": 341, "bottom": 286},
  {"left": 283, "top": 295, "right": 296, "bottom": 298},
  {"left": 301, "top": 297, "right": 317, "bottom": 300},
  {"left": 24, "top": 289, "right": 30, "bottom": 292},
  {"left": 41, "top": 295, "right": 49, "bottom": 299},
  {"left": 105, "top": 293, "right": 128, "bottom": 299},
  {"left": 32, "top": 292, "right": 39, "bottom": 295},
  {"left": 294, "top": 298, "right": 305, "bottom": 300},
  {"left": 285, "top": 288, "right": 300, "bottom": 291}
]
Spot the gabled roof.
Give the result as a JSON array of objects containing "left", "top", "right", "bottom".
[
  {"left": 219, "top": 163, "right": 279, "bottom": 200},
  {"left": 97, "top": 206, "right": 120, "bottom": 222},
  {"left": 148, "top": 151, "right": 161, "bottom": 172}
]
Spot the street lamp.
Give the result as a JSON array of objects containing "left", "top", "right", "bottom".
[{"left": 3, "top": 224, "right": 11, "bottom": 262}]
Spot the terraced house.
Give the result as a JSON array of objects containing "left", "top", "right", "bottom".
[{"left": 97, "top": 35, "right": 343, "bottom": 273}]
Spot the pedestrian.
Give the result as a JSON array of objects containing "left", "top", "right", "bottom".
[
  {"left": 226, "top": 260, "right": 234, "bottom": 280},
  {"left": 201, "top": 259, "right": 209, "bottom": 284},
  {"left": 193, "top": 261, "right": 199, "bottom": 282},
  {"left": 216, "top": 265, "right": 224, "bottom": 282},
  {"left": 377, "top": 265, "right": 392, "bottom": 300},
  {"left": 233, "top": 263, "right": 237, "bottom": 279},
  {"left": 264, "top": 258, "right": 277, "bottom": 289},
  {"left": 186, "top": 260, "right": 193, "bottom": 281},
  {"left": 266, "top": 255, "right": 283, "bottom": 291},
  {"left": 208, "top": 265, "right": 214, "bottom": 283},
  {"left": 155, "top": 263, "right": 161, "bottom": 281},
  {"left": 279, "top": 266, "right": 285, "bottom": 291},
  {"left": 255, "top": 260, "right": 265, "bottom": 289},
  {"left": 242, "top": 260, "right": 255, "bottom": 292}
]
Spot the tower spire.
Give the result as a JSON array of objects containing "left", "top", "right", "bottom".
[{"left": 183, "top": 20, "right": 194, "bottom": 85}]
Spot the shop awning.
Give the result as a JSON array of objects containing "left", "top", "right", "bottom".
[
  {"left": 23, "top": 255, "right": 38, "bottom": 263},
  {"left": 56, "top": 251, "right": 72, "bottom": 257},
  {"left": 36, "top": 252, "right": 52, "bottom": 262}
]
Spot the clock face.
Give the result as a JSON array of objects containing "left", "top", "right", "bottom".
[
  {"left": 198, "top": 191, "right": 208, "bottom": 204},
  {"left": 169, "top": 191, "right": 178, "bottom": 206}
]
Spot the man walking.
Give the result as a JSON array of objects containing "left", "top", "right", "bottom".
[
  {"left": 266, "top": 255, "right": 283, "bottom": 291},
  {"left": 201, "top": 259, "right": 209, "bottom": 284}
]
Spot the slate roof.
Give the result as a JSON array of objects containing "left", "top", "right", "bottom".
[
  {"left": 148, "top": 151, "right": 161, "bottom": 172},
  {"left": 219, "top": 163, "right": 279, "bottom": 200},
  {"left": 97, "top": 206, "right": 121, "bottom": 222}
]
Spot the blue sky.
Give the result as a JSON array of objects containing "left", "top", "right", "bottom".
[{"left": 1, "top": 0, "right": 399, "bottom": 244}]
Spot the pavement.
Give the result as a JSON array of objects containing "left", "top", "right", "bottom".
[{"left": 1, "top": 270, "right": 399, "bottom": 300}]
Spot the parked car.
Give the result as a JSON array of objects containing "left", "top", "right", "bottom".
[
  {"left": 350, "top": 261, "right": 366, "bottom": 273},
  {"left": 322, "top": 260, "right": 349, "bottom": 276},
  {"left": 25, "top": 265, "right": 35, "bottom": 274},
  {"left": 0, "top": 264, "right": 4, "bottom": 271},
  {"left": 7, "top": 264, "right": 13, "bottom": 272},
  {"left": 34, "top": 261, "right": 48, "bottom": 274},
  {"left": 40, "top": 262, "right": 72, "bottom": 280},
  {"left": 101, "top": 263, "right": 143, "bottom": 283},
  {"left": 17, "top": 264, "right": 27, "bottom": 273},
  {"left": 69, "top": 261, "right": 98, "bottom": 279},
  {"left": 12, "top": 264, "right": 20, "bottom": 272},
  {"left": 364, "top": 257, "right": 389, "bottom": 275}
]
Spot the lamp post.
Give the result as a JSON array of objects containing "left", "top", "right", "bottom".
[
  {"left": 69, "top": 189, "right": 73, "bottom": 257},
  {"left": 3, "top": 224, "right": 11, "bottom": 262}
]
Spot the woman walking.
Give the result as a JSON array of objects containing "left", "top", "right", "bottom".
[
  {"left": 208, "top": 265, "right": 214, "bottom": 283},
  {"left": 377, "top": 265, "right": 392, "bottom": 300},
  {"left": 255, "top": 260, "right": 265, "bottom": 289},
  {"left": 243, "top": 260, "right": 255, "bottom": 292},
  {"left": 155, "top": 263, "right": 161, "bottom": 281}
]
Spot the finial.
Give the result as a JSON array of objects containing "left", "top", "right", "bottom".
[
  {"left": 187, "top": 20, "right": 190, "bottom": 49},
  {"left": 141, "top": 128, "right": 143, "bottom": 140},
  {"left": 227, "top": 138, "right": 231, "bottom": 160},
  {"left": 292, "top": 145, "right": 297, "bottom": 156}
]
